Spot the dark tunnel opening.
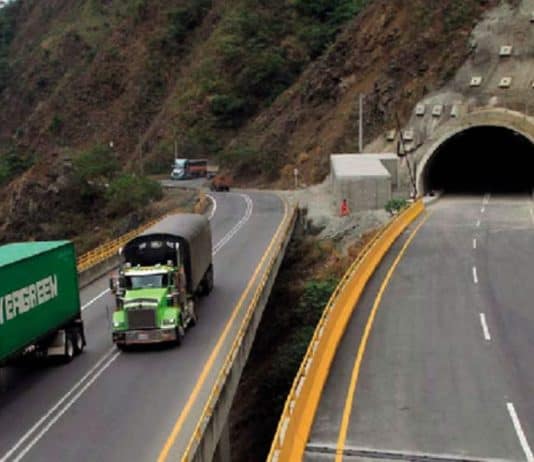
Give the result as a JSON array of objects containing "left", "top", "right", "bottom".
[{"left": 422, "top": 126, "right": 534, "bottom": 194}]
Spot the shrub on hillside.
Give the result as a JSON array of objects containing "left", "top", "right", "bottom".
[
  {"left": 160, "top": 0, "right": 212, "bottom": 54},
  {"left": 0, "top": 0, "right": 19, "bottom": 91},
  {"left": 0, "top": 146, "right": 34, "bottom": 186},
  {"left": 385, "top": 198, "right": 408, "bottom": 215},
  {"left": 105, "top": 174, "right": 163, "bottom": 216},
  {"left": 73, "top": 145, "right": 119, "bottom": 183}
]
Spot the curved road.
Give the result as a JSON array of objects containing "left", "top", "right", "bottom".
[
  {"left": 0, "top": 191, "right": 287, "bottom": 462},
  {"left": 307, "top": 195, "right": 533, "bottom": 461}
]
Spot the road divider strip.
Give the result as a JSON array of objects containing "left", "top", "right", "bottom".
[
  {"left": 157, "top": 198, "right": 294, "bottom": 462},
  {"left": 335, "top": 215, "right": 430, "bottom": 461},
  {"left": 212, "top": 194, "right": 253, "bottom": 255},
  {"left": 0, "top": 347, "right": 117, "bottom": 462},
  {"left": 267, "top": 200, "right": 425, "bottom": 462},
  {"left": 507, "top": 402, "right": 534, "bottom": 462},
  {"left": 2, "top": 194, "right": 252, "bottom": 461},
  {"left": 479, "top": 313, "right": 491, "bottom": 341}
]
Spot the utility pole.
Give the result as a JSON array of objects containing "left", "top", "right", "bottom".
[
  {"left": 395, "top": 113, "right": 417, "bottom": 198},
  {"left": 358, "top": 94, "right": 364, "bottom": 153}
]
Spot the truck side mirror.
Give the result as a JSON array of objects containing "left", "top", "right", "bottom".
[{"left": 109, "top": 277, "right": 117, "bottom": 293}]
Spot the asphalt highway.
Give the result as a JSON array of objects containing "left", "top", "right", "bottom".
[
  {"left": 306, "top": 195, "right": 533, "bottom": 462},
  {"left": 0, "top": 191, "right": 287, "bottom": 462}
]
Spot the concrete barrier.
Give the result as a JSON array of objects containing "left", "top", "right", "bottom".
[
  {"left": 78, "top": 255, "right": 120, "bottom": 289},
  {"left": 180, "top": 203, "right": 299, "bottom": 462},
  {"left": 267, "top": 200, "right": 425, "bottom": 462}
]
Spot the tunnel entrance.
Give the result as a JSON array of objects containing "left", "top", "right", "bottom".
[{"left": 422, "top": 126, "right": 534, "bottom": 194}]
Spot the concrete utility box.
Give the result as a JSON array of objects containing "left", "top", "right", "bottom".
[
  {"left": 470, "top": 76, "right": 483, "bottom": 87},
  {"left": 432, "top": 105, "right": 443, "bottom": 117},
  {"left": 415, "top": 104, "right": 426, "bottom": 116},
  {"left": 403, "top": 129, "right": 415, "bottom": 141},
  {"left": 499, "top": 77, "right": 512, "bottom": 88},
  {"left": 499, "top": 45, "right": 513, "bottom": 57},
  {"left": 330, "top": 154, "right": 393, "bottom": 212},
  {"left": 386, "top": 129, "right": 397, "bottom": 141}
]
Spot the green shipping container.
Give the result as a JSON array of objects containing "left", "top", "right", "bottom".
[{"left": 0, "top": 241, "right": 81, "bottom": 362}]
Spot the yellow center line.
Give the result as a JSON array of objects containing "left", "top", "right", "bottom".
[
  {"left": 157, "top": 201, "right": 290, "bottom": 462},
  {"left": 335, "top": 212, "right": 431, "bottom": 462}
]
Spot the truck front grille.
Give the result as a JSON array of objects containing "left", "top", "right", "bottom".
[{"left": 126, "top": 309, "right": 157, "bottom": 329}]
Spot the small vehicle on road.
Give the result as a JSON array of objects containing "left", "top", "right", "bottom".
[
  {"left": 170, "top": 158, "right": 208, "bottom": 180},
  {"left": 210, "top": 173, "right": 232, "bottom": 192}
]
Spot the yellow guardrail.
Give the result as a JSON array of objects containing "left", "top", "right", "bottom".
[
  {"left": 76, "top": 210, "right": 181, "bottom": 273},
  {"left": 267, "top": 200, "right": 425, "bottom": 462},
  {"left": 181, "top": 202, "right": 298, "bottom": 461}
]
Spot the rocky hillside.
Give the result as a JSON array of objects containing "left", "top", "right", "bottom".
[{"left": 0, "top": 0, "right": 512, "bottom": 243}]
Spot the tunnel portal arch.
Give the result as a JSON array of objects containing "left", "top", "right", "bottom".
[{"left": 416, "top": 109, "right": 534, "bottom": 195}]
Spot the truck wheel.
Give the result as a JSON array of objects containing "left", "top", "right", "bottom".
[
  {"left": 188, "top": 301, "right": 198, "bottom": 328},
  {"left": 73, "top": 329, "right": 85, "bottom": 355},
  {"left": 63, "top": 336, "right": 75, "bottom": 363},
  {"left": 174, "top": 325, "right": 185, "bottom": 346},
  {"left": 201, "top": 265, "right": 214, "bottom": 296}
]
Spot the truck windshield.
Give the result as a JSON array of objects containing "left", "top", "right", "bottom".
[
  {"left": 175, "top": 159, "right": 187, "bottom": 168},
  {"left": 127, "top": 274, "right": 168, "bottom": 289}
]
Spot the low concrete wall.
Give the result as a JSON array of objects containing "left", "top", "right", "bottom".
[
  {"left": 184, "top": 207, "right": 298, "bottom": 462},
  {"left": 78, "top": 255, "right": 121, "bottom": 289}
]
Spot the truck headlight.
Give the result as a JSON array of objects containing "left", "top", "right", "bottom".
[
  {"left": 162, "top": 318, "right": 176, "bottom": 326},
  {"left": 113, "top": 320, "right": 123, "bottom": 328}
]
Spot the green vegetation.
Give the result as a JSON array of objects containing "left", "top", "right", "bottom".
[
  {"left": 73, "top": 144, "right": 119, "bottom": 183},
  {"left": 294, "top": 0, "right": 369, "bottom": 58},
  {"left": 49, "top": 115, "right": 64, "bottom": 135},
  {"left": 162, "top": 0, "right": 369, "bottom": 165},
  {"left": 0, "top": 146, "right": 35, "bottom": 186},
  {"left": 160, "top": 0, "right": 212, "bottom": 54},
  {"left": 385, "top": 197, "right": 408, "bottom": 215},
  {"left": 72, "top": 144, "right": 161, "bottom": 215},
  {"left": 0, "top": 1, "right": 19, "bottom": 92},
  {"left": 105, "top": 174, "right": 163, "bottom": 216}
]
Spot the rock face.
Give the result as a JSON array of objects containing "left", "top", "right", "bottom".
[
  {"left": 1, "top": 155, "right": 80, "bottom": 242},
  {"left": 0, "top": 0, "right": 505, "bottom": 242}
]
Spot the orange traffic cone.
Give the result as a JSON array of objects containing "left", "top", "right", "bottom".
[{"left": 340, "top": 198, "right": 350, "bottom": 217}]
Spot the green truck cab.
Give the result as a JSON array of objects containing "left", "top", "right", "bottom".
[
  {"left": 111, "top": 214, "right": 213, "bottom": 348},
  {"left": 0, "top": 241, "right": 86, "bottom": 365}
]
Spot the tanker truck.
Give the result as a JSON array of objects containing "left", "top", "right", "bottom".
[
  {"left": 0, "top": 241, "right": 86, "bottom": 365},
  {"left": 110, "top": 214, "right": 213, "bottom": 348}
]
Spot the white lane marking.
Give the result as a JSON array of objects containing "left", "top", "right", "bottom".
[
  {"left": 212, "top": 194, "right": 253, "bottom": 255},
  {"left": 507, "top": 402, "right": 534, "bottom": 462},
  {"left": 81, "top": 289, "right": 110, "bottom": 311},
  {"left": 476, "top": 219, "right": 481, "bottom": 228},
  {"left": 473, "top": 238, "right": 477, "bottom": 250},
  {"left": 81, "top": 193, "right": 247, "bottom": 313},
  {"left": 472, "top": 266, "right": 479, "bottom": 284},
  {"left": 481, "top": 206, "right": 485, "bottom": 214},
  {"left": 529, "top": 208, "right": 534, "bottom": 225},
  {"left": 206, "top": 194, "right": 217, "bottom": 221},
  {"left": 483, "top": 193, "right": 490, "bottom": 205},
  {"left": 3, "top": 194, "right": 256, "bottom": 460},
  {"left": 0, "top": 347, "right": 116, "bottom": 462},
  {"left": 11, "top": 352, "right": 121, "bottom": 462},
  {"left": 479, "top": 313, "right": 491, "bottom": 341}
]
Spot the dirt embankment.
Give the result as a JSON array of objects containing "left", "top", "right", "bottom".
[{"left": 233, "top": 0, "right": 505, "bottom": 188}]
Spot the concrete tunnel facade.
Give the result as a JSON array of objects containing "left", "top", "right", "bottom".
[{"left": 414, "top": 109, "right": 534, "bottom": 195}]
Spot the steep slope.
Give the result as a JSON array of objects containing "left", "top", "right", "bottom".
[{"left": 0, "top": 0, "right": 513, "bottom": 245}]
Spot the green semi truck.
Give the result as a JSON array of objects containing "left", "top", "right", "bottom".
[
  {"left": 110, "top": 214, "right": 213, "bottom": 348},
  {"left": 0, "top": 241, "right": 86, "bottom": 364}
]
